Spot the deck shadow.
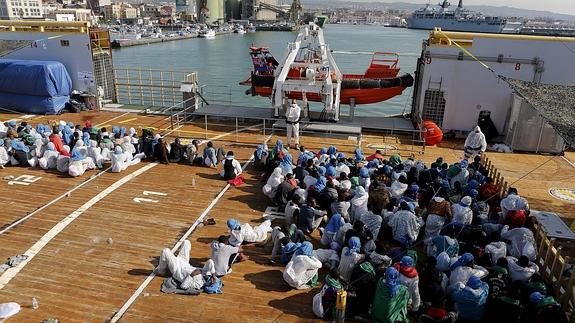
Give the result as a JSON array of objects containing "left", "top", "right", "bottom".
[
  {"left": 128, "top": 268, "right": 153, "bottom": 276},
  {"left": 243, "top": 270, "right": 292, "bottom": 292},
  {"left": 267, "top": 291, "right": 318, "bottom": 319}
]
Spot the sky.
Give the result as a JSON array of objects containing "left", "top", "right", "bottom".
[{"left": 378, "top": 0, "right": 575, "bottom": 15}]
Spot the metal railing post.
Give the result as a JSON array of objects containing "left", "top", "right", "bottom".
[
  {"left": 235, "top": 117, "right": 239, "bottom": 142},
  {"left": 204, "top": 114, "right": 208, "bottom": 139}
]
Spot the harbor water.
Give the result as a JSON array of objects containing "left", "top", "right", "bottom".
[{"left": 112, "top": 25, "right": 429, "bottom": 117}]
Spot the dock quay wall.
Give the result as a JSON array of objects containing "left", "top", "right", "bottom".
[{"left": 112, "top": 34, "right": 197, "bottom": 48}]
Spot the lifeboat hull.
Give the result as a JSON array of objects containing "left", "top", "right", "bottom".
[{"left": 251, "top": 86, "right": 408, "bottom": 105}]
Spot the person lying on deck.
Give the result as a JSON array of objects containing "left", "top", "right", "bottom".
[{"left": 154, "top": 240, "right": 216, "bottom": 291}]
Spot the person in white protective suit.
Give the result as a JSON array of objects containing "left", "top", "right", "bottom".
[
  {"left": 0, "top": 139, "right": 9, "bottom": 168},
  {"left": 447, "top": 253, "right": 489, "bottom": 294},
  {"left": 285, "top": 100, "right": 301, "bottom": 149},
  {"left": 506, "top": 255, "right": 538, "bottom": 282},
  {"left": 500, "top": 187, "right": 529, "bottom": 222},
  {"left": 68, "top": 148, "right": 95, "bottom": 177},
  {"left": 74, "top": 139, "right": 88, "bottom": 158},
  {"left": 263, "top": 167, "right": 284, "bottom": 199},
  {"left": 121, "top": 136, "right": 136, "bottom": 156},
  {"left": 500, "top": 224, "right": 536, "bottom": 261},
  {"left": 283, "top": 241, "right": 323, "bottom": 289},
  {"left": 56, "top": 145, "right": 71, "bottom": 173},
  {"left": 99, "top": 136, "right": 114, "bottom": 161},
  {"left": 153, "top": 240, "right": 216, "bottom": 290},
  {"left": 38, "top": 142, "right": 59, "bottom": 170},
  {"left": 227, "top": 218, "right": 272, "bottom": 247},
  {"left": 463, "top": 126, "right": 487, "bottom": 160},
  {"left": 87, "top": 141, "right": 104, "bottom": 169},
  {"left": 349, "top": 186, "right": 369, "bottom": 223},
  {"left": 111, "top": 146, "right": 128, "bottom": 173}
]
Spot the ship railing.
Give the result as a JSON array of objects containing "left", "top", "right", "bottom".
[
  {"left": 365, "top": 126, "right": 427, "bottom": 157},
  {"left": 113, "top": 67, "right": 197, "bottom": 108},
  {"left": 480, "top": 156, "right": 575, "bottom": 322},
  {"left": 198, "top": 84, "right": 233, "bottom": 107}
]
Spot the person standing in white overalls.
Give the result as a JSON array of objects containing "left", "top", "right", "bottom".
[{"left": 285, "top": 100, "right": 301, "bottom": 149}]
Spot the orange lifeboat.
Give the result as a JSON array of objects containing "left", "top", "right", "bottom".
[{"left": 240, "top": 49, "right": 413, "bottom": 105}]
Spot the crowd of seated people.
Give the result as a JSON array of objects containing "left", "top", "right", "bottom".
[
  {"left": 0, "top": 120, "right": 236, "bottom": 177},
  {"left": 252, "top": 140, "right": 568, "bottom": 323}
]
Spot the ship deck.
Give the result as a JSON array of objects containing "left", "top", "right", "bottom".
[{"left": 0, "top": 110, "right": 573, "bottom": 322}]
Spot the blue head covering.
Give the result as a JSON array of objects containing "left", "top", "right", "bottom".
[
  {"left": 294, "top": 241, "right": 314, "bottom": 257},
  {"left": 385, "top": 267, "right": 400, "bottom": 297},
  {"left": 313, "top": 176, "right": 327, "bottom": 192},
  {"left": 451, "top": 253, "right": 474, "bottom": 271},
  {"left": 326, "top": 165, "right": 337, "bottom": 177},
  {"left": 459, "top": 159, "right": 468, "bottom": 169},
  {"left": 325, "top": 214, "right": 343, "bottom": 233},
  {"left": 66, "top": 122, "right": 74, "bottom": 128},
  {"left": 112, "top": 126, "right": 119, "bottom": 135},
  {"left": 70, "top": 148, "right": 84, "bottom": 161},
  {"left": 281, "top": 154, "right": 293, "bottom": 174},
  {"left": 408, "top": 183, "right": 419, "bottom": 193},
  {"left": 10, "top": 140, "right": 30, "bottom": 153},
  {"left": 275, "top": 139, "right": 283, "bottom": 151},
  {"left": 337, "top": 152, "right": 345, "bottom": 160},
  {"left": 530, "top": 292, "right": 545, "bottom": 303},
  {"left": 327, "top": 146, "right": 337, "bottom": 156},
  {"left": 319, "top": 147, "right": 327, "bottom": 155},
  {"left": 464, "top": 179, "right": 479, "bottom": 195},
  {"left": 407, "top": 202, "right": 416, "bottom": 213},
  {"left": 82, "top": 132, "right": 91, "bottom": 147},
  {"left": 346, "top": 237, "right": 361, "bottom": 256},
  {"left": 318, "top": 166, "right": 326, "bottom": 177},
  {"left": 469, "top": 189, "right": 479, "bottom": 199},
  {"left": 383, "top": 165, "right": 392, "bottom": 176},
  {"left": 7, "top": 120, "right": 16, "bottom": 127},
  {"left": 466, "top": 276, "right": 482, "bottom": 289},
  {"left": 400, "top": 255, "right": 415, "bottom": 268},
  {"left": 256, "top": 145, "right": 264, "bottom": 159},
  {"left": 36, "top": 123, "right": 45, "bottom": 134},
  {"left": 120, "top": 127, "right": 126, "bottom": 137},
  {"left": 354, "top": 148, "right": 364, "bottom": 162},
  {"left": 359, "top": 167, "right": 369, "bottom": 178},
  {"left": 227, "top": 219, "right": 241, "bottom": 231},
  {"left": 62, "top": 126, "right": 73, "bottom": 145},
  {"left": 367, "top": 159, "right": 380, "bottom": 168}
]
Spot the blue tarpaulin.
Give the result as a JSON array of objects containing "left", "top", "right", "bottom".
[{"left": 0, "top": 59, "right": 72, "bottom": 114}]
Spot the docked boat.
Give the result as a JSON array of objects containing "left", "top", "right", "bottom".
[
  {"left": 407, "top": 0, "right": 523, "bottom": 34},
  {"left": 234, "top": 26, "right": 247, "bottom": 34},
  {"left": 198, "top": 29, "right": 215, "bottom": 38},
  {"left": 240, "top": 47, "right": 413, "bottom": 105}
]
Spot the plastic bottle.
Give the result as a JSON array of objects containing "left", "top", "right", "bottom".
[{"left": 32, "top": 297, "right": 39, "bottom": 309}]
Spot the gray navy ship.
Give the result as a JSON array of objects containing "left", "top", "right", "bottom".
[{"left": 407, "top": 0, "right": 523, "bottom": 34}]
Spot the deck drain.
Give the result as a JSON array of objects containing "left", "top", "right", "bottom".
[
  {"left": 366, "top": 143, "right": 398, "bottom": 152},
  {"left": 549, "top": 188, "right": 575, "bottom": 204}
]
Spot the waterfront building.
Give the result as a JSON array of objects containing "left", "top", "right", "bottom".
[{"left": 0, "top": 0, "right": 43, "bottom": 19}]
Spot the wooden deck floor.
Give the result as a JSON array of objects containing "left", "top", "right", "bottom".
[{"left": 0, "top": 111, "right": 573, "bottom": 322}]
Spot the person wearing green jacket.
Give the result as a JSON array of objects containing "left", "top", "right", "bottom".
[{"left": 372, "top": 267, "right": 410, "bottom": 323}]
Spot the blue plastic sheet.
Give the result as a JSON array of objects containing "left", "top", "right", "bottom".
[
  {"left": 0, "top": 59, "right": 72, "bottom": 97},
  {"left": 0, "top": 92, "right": 69, "bottom": 114}
]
